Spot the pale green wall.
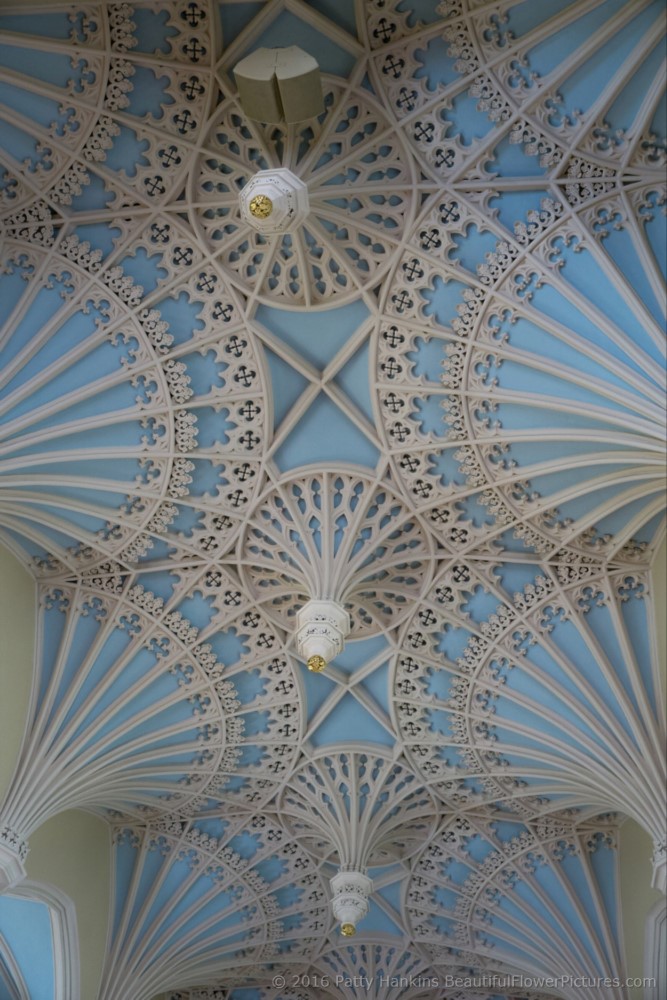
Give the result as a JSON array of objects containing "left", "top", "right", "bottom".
[
  {"left": 618, "top": 536, "right": 667, "bottom": 993},
  {"left": 620, "top": 819, "right": 664, "bottom": 993},
  {"left": 0, "top": 543, "right": 35, "bottom": 803},
  {"left": 26, "top": 810, "right": 111, "bottom": 1000},
  {"left": 651, "top": 535, "right": 666, "bottom": 694},
  {"left": 1, "top": 545, "right": 111, "bottom": 999}
]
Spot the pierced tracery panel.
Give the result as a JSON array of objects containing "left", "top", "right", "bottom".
[
  {"left": 190, "top": 77, "right": 417, "bottom": 307},
  {"left": 391, "top": 556, "right": 665, "bottom": 885},
  {"left": 0, "top": 0, "right": 664, "bottom": 988},
  {"left": 238, "top": 467, "right": 435, "bottom": 640},
  {"left": 0, "top": 1, "right": 215, "bottom": 215},
  {"left": 97, "top": 814, "right": 329, "bottom": 1000},
  {"left": 279, "top": 747, "right": 438, "bottom": 868},
  {"left": 315, "top": 940, "right": 439, "bottom": 1000},
  {"left": 406, "top": 812, "right": 626, "bottom": 1000},
  {"left": 0, "top": 564, "right": 303, "bottom": 881},
  {"left": 0, "top": 212, "right": 268, "bottom": 575},
  {"left": 367, "top": 0, "right": 666, "bottom": 183},
  {"left": 374, "top": 177, "right": 666, "bottom": 563}
]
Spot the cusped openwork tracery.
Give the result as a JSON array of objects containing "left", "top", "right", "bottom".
[
  {"left": 366, "top": 0, "right": 666, "bottom": 565},
  {"left": 0, "top": 214, "right": 268, "bottom": 576},
  {"left": 407, "top": 812, "right": 625, "bottom": 1000},
  {"left": 238, "top": 467, "right": 436, "bottom": 639},
  {"left": 190, "top": 77, "right": 417, "bottom": 307},
  {"left": 0, "top": 563, "right": 304, "bottom": 888},
  {"left": 0, "top": 1, "right": 216, "bottom": 214},
  {"left": 97, "top": 813, "right": 329, "bottom": 1000},
  {"left": 0, "top": 0, "right": 664, "bottom": 995},
  {"left": 279, "top": 747, "right": 439, "bottom": 868},
  {"left": 366, "top": 0, "right": 666, "bottom": 182},
  {"left": 392, "top": 556, "right": 666, "bottom": 884},
  {"left": 315, "top": 939, "right": 439, "bottom": 1000},
  {"left": 374, "top": 180, "right": 665, "bottom": 563}
]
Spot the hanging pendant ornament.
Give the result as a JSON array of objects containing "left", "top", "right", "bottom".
[
  {"left": 330, "top": 869, "right": 373, "bottom": 937},
  {"left": 280, "top": 748, "right": 439, "bottom": 937},
  {"left": 295, "top": 599, "right": 350, "bottom": 672},
  {"left": 239, "top": 167, "right": 310, "bottom": 235},
  {"left": 191, "top": 76, "right": 416, "bottom": 306},
  {"left": 239, "top": 469, "right": 435, "bottom": 676}
]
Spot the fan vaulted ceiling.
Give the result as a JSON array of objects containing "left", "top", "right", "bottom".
[{"left": 0, "top": 0, "right": 665, "bottom": 998}]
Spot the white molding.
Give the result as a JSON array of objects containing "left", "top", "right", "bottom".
[
  {"left": 0, "top": 932, "right": 29, "bottom": 1000},
  {"left": 644, "top": 898, "right": 667, "bottom": 1000},
  {"left": 0, "top": 838, "right": 27, "bottom": 894},
  {"left": 11, "top": 880, "right": 80, "bottom": 1000}
]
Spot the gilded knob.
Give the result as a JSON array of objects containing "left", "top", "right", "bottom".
[{"left": 249, "top": 193, "right": 273, "bottom": 218}]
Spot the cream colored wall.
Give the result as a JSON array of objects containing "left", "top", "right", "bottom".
[
  {"left": 1, "top": 544, "right": 111, "bottom": 998},
  {"left": 651, "top": 535, "right": 666, "bottom": 694},
  {"left": 26, "top": 810, "right": 111, "bottom": 1000},
  {"left": 620, "top": 819, "right": 664, "bottom": 993},
  {"left": 0, "top": 543, "right": 35, "bottom": 802},
  {"left": 619, "top": 536, "right": 667, "bottom": 994}
]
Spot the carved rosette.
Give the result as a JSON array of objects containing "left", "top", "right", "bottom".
[
  {"left": 190, "top": 77, "right": 417, "bottom": 306},
  {"left": 239, "top": 168, "right": 310, "bottom": 234}
]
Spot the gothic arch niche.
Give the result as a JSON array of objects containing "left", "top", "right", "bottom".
[{"left": 0, "top": 880, "right": 79, "bottom": 1000}]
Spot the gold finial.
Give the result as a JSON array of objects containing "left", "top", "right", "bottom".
[
  {"left": 341, "top": 923, "right": 356, "bottom": 937},
  {"left": 307, "top": 654, "right": 326, "bottom": 673},
  {"left": 249, "top": 193, "right": 273, "bottom": 219}
]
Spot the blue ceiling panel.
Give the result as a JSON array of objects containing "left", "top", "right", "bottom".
[{"left": 0, "top": 0, "right": 664, "bottom": 995}]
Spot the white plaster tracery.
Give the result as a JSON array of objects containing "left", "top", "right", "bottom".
[
  {"left": 238, "top": 468, "right": 436, "bottom": 639},
  {"left": 0, "top": 565, "right": 303, "bottom": 885},
  {"left": 280, "top": 748, "right": 438, "bottom": 868},
  {"left": 96, "top": 814, "right": 330, "bottom": 1000},
  {"left": 0, "top": 0, "right": 664, "bottom": 997},
  {"left": 280, "top": 748, "right": 439, "bottom": 934},
  {"left": 190, "top": 76, "right": 417, "bottom": 306},
  {"left": 391, "top": 558, "right": 666, "bottom": 870},
  {"left": 406, "top": 813, "right": 627, "bottom": 1000}
]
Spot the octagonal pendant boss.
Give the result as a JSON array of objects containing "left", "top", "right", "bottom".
[{"left": 239, "top": 168, "right": 310, "bottom": 234}]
